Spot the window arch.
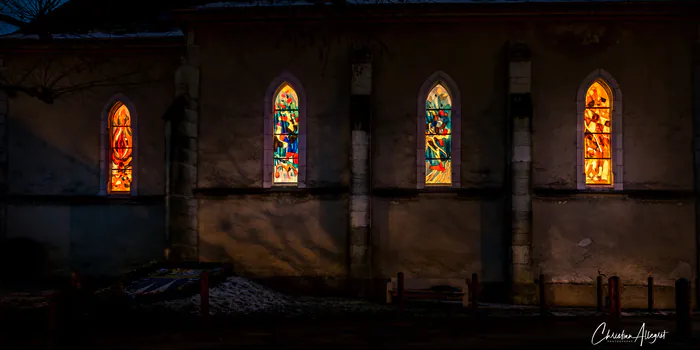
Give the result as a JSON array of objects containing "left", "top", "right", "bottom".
[
  {"left": 417, "top": 71, "right": 461, "bottom": 189},
  {"left": 263, "top": 73, "right": 306, "bottom": 188},
  {"left": 100, "top": 95, "right": 138, "bottom": 196},
  {"left": 576, "top": 69, "right": 623, "bottom": 190}
]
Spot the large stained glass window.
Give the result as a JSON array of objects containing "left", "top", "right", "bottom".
[
  {"left": 425, "top": 83, "right": 452, "bottom": 185},
  {"left": 583, "top": 80, "right": 613, "bottom": 185},
  {"left": 273, "top": 84, "right": 299, "bottom": 185},
  {"left": 109, "top": 102, "right": 133, "bottom": 193}
]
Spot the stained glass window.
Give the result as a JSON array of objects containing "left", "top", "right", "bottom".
[
  {"left": 273, "top": 84, "right": 299, "bottom": 185},
  {"left": 109, "top": 102, "right": 133, "bottom": 193},
  {"left": 583, "top": 80, "right": 613, "bottom": 185},
  {"left": 425, "top": 83, "right": 452, "bottom": 185}
]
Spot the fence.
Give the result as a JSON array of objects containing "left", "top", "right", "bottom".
[
  {"left": 389, "top": 272, "right": 695, "bottom": 340},
  {"left": 48, "top": 270, "right": 696, "bottom": 341}
]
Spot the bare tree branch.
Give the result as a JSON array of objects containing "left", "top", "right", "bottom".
[
  {"left": 0, "top": 0, "right": 174, "bottom": 104},
  {"left": 0, "top": 13, "right": 26, "bottom": 28},
  {"left": 0, "top": 0, "right": 65, "bottom": 24}
]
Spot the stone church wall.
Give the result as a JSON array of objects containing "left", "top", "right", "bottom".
[
  {"left": 195, "top": 19, "right": 697, "bottom": 305},
  {"left": 2, "top": 51, "right": 178, "bottom": 278},
  {"left": 529, "top": 21, "right": 697, "bottom": 308},
  {"left": 1, "top": 13, "right": 696, "bottom": 307}
]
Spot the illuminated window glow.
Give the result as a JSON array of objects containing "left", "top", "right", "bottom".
[
  {"left": 109, "top": 102, "right": 133, "bottom": 192},
  {"left": 273, "top": 84, "right": 299, "bottom": 185},
  {"left": 425, "top": 83, "right": 452, "bottom": 185},
  {"left": 583, "top": 80, "right": 613, "bottom": 185}
]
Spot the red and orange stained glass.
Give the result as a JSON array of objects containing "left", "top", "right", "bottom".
[
  {"left": 109, "top": 103, "right": 133, "bottom": 193},
  {"left": 583, "top": 80, "right": 612, "bottom": 185}
]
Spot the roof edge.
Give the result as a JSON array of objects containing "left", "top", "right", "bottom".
[{"left": 172, "top": 1, "right": 700, "bottom": 22}]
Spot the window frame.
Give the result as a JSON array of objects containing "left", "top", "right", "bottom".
[
  {"left": 416, "top": 71, "right": 461, "bottom": 190},
  {"left": 576, "top": 69, "right": 623, "bottom": 191},
  {"left": 100, "top": 94, "right": 138, "bottom": 196},
  {"left": 263, "top": 72, "right": 307, "bottom": 189}
]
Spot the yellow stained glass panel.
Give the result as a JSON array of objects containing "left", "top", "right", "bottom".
[{"left": 425, "top": 83, "right": 452, "bottom": 186}]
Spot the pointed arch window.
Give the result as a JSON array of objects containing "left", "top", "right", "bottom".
[
  {"left": 425, "top": 84, "right": 453, "bottom": 185},
  {"left": 577, "top": 70, "right": 623, "bottom": 190},
  {"left": 273, "top": 84, "right": 299, "bottom": 185},
  {"left": 583, "top": 80, "right": 613, "bottom": 185},
  {"left": 264, "top": 73, "right": 307, "bottom": 188},
  {"left": 100, "top": 95, "right": 138, "bottom": 196},
  {"left": 109, "top": 102, "right": 134, "bottom": 192},
  {"left": 417, "top": 72, "right": 461, "bottom": 189}
]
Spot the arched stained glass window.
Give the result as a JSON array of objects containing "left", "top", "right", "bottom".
[
  {"left": 108, "top": 102, "right": 133, "bottom": 193},
  {"left": 583, "top": 80, "right": 613, "bottom": 185},
  {"left": 425, "top": 83, "right": 452, "bottom": 185},
  {"left": 272, "top": 83, "right": 299, "bottom": 185}
]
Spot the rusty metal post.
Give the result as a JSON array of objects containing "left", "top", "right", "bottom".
[
  {"left": 608, "top": 276, "right": 621, "bottom": 326},
  {"left": 596, "top": 275, "right": 603, "bottom": 312},
  {"left": 676, "top": 278, "right": 692, "bottom": 340},
  {"left": 200, "top": 271, "right": 209, "bottom": 319},
  {"left": 647, "top": 277, "right": 654, "bottom": 312},
  {"left": 70, "top": 270, "right": 81, "bottom": 290},
  {"left": 695, "top": 278, "right": 700, "bottom": 312},
  {"left": 537, "top": 274, "right": 547, "bottom": 316},
  {"left": 48, "top": 292, "right": 58, "bottom": 332},
  {"left": 397, "top": 272, "right": 405, "bottom": 313},
  {"left": 471, "top": 273, "right": 479, "bottom": 312}
]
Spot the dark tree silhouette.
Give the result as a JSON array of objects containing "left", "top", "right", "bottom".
[
  {"left": 0, "top": 0, "right": 180, "bottom": 104},
  {"left": 0, "top": 0, "right": 65, "bottom": 39}
]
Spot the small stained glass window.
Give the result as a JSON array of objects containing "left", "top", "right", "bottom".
[
  {"left": 425, "top": 83, "right": 452, "bottom": 185},
  {"left": 583, "top": 80, "right": 613, "bottom": 185},
  {"left": 109, "top": 102, "right": 133, "bottom": 193},
  {"left": 273, "top": 84, "right": 299, "bottom": 185}
]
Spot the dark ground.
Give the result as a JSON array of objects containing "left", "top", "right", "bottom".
[{"left": 1, "top": 303, "right": 699, "bottom": 350}]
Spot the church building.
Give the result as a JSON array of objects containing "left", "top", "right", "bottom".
[{"left": 0, "top": 0, "right": 699, "bottom": 307}]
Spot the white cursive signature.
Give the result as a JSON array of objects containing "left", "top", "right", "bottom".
[{"left": 591, "top": 322, "right": 668, "bottom": 346}]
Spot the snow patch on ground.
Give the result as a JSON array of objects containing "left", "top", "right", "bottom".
[
  {"left": 0, "top": 291, "right": 55, "bottom": 309},
  {"left": 550, "top": 275, "right": 595, "bottom": 283},
  {"left": 0, "top": 30, "right": 184, "bottom": 40},
  {"left": 142, "top": 277, "right": 678, "bottom": 318},
  {"left": 147, "top": 277, "right": 393, "bottom": 316},
  {"left": 150, "top": 277, "right": 292, "bottom": 315}
]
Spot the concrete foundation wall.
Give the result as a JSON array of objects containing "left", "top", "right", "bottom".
[
  {"left": 198, "top": 197, "right": 348, "bottom": 277},
  {"left": 533, "top": 198, "right": 695, "bottom": 284},
  {"left": 372, "top": 196, "right": 506, "bottom": 282},
  {"left": 6, "top": 204, "right": 164, "bottom": 277}
]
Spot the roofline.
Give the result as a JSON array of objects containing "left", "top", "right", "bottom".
[
  {"left": 0, "top": 38, "right": 185, "bottom": 54},
  {"left": 172, "top": 1, "right": 700, "bottom": 23}
]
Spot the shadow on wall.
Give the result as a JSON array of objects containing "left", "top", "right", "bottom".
[
  {"left": 371, "top": 196, "right": 507, "bottom": 301},
  {"left": 480, "top": 198, "right": 508, "bottom": 301},
  {"left": 532, "top": 198, "right": 696, "bottom": 286},
  {"left": 0, "top": 237, "right": 50, "bottom": 287},
  {"left": 8, "top": 103, "right": 99, "bottom": 195},
  {"left": 5, "top": 114, "right": 164, "bottom": 281},
  {"left": 198, "top": 196, "right": 349, "bottom": 296},
  {"left": 68, "top": 204, "right": 164, "bottom": 277}
]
